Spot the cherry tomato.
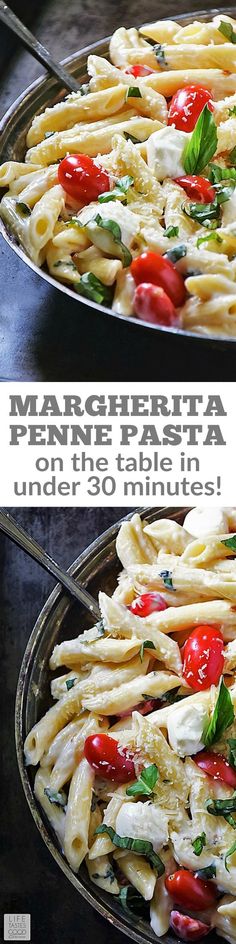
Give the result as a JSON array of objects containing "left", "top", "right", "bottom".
[
  {"left": 58, "top": 154, "right": 110, "bottom": 203},
  {"left": 165, "top": 870, "right": 217, "bottom": 911},
  {"left": 125, "top": 64, "right": 154, "bottom": 77},
  {"left": 168, "top": 85, "right": 214, "bottom": 132},
  {"left": 170, "top": 911, "right": 210, "bottom": 942},
  {"left": 131, "top": 252, "right": 186, "bottom": 307},
  {"left": 175, "top": 175, "right": 215, "bottom": 204},
  {"left": 129, "top": 592, "right": 168, "bottom": 617},
  {"left": 133, "top": 284, "right": 177, "bottom": 326},
  {"left": 182, "top": 624, "right": 224, "bottom": 691},
  {"left": 84, "top": 733, "right": 135, "bottom": 782},
  {"left": 194, "top": 750, "right": 236, "bottom": 787}
]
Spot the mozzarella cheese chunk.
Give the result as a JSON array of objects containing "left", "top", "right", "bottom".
[
  {"left": 146, "top": 126, "right": 190, "bottom": 181},
  {"left": 116, "top": 800, "right": 168, "bottom": 852},
  {"left": 76, "top": 199, "right": 139, "bottom": 248},
  {"left": 184, "top": 506, "right": 229, "bottom": 536},
  {"left": 167, "top": 701, "right": 208, "bottom": 757}
]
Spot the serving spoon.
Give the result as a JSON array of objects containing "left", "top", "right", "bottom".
[
  {"left": 0, "top": 509, "right": 100, "bottom": 621},
  {"left": 0, "top": 1, "right": 80, "bottom": 93}
]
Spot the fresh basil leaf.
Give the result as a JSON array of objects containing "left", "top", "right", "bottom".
[
  {"left": 65, "top": 677, "right": 76, "bottom": 691},
  {"left": 208, "top": 163, "right": 236, "bottom": 184},
  {"left": 225, "top": 840, "right": 236, "bottom": 872},
  {"left": 164, "top": 244, "right": 187, "bottom": 263},
  {"left": 192, "top": 832, "right": 206, "bottom": 856},
  {"left": 229, "top": 106, "right": 236, "bottom": 117},
  {"left": 196, "top": 864, "right": 216, "bottom": 880},
  {"left": 126, "top": 763, "right": 159, "bottom": 797},
  {"left": 183, "top": 200, "right": 220, "bottom": 228},
  {"left": 94, "top": 213, "right": 132, "bottom": 267},
  {"left": 183, "top": 105, "right": 217, "bottom": 175},
  {"left": 228, "top": 738, "right": 236, "bottom": 770},
  {"left": 140, "top": 640, "right": 156, "bottom": 662},
  {"left": 160, "top": 687, "right": 184, "bottom": 705},
  {"left": 17, "top": 202, "right": 31, "bottom": 217},
  {"left": 159, "top": 570, "right": 175, "bottom": 591},
  {"left": 44, "top": 130, "right": 55, "bottom": 138},
  {"left": 229, "top": 146, "right": 236, "bottom": 166},
  {"left": 203, "top": 678, "right": 234, "bottom": 748},
  {"left": 221, "top": 535, "right": 236, "bottom": 552},
  {"left": 66, "top": 217, "right": 83, "bottom": 228},
  {"left": 75, "top": 272, "right": 113, "bottom": 306},
  {"left": 44, "top": 787, "right": 67, "bottom": 807},
  {"left": 224, "top": 813, "right": 236, "bottom": 829},
  {"left": 197, "top": 232, "right": 223, "bottom": 248},
  {"left": 119, "top": 885, "right": 149, "bottom": 918},
  {"left": 95, "top": 825, "right": 165, "bottom": 874},
  {"left": 164, "top": 226, "right": 179, "bottom": 238},
  {"left": 154, "top": 44, "right": 168, "bottom": 67},
  {"left": 127, "top": 86, "right": 142, "bottom": 98},
  {"left": 206, "top": 792, "right": 236, "bottom": 817},
  {"left": 98, "top": 175, "right": 134, "bottom": 204},
  {"left": 215, "top": 183, "right": 235, "bottom": 204},
  {"left": 218, "top": 20, "right": 236, "bottom": 42},
  {"left": 80, "top": 83, "right": 90, "bottom": 95},
  {"left": 124, "top": 132, "right": 140, "bottom": 144}
]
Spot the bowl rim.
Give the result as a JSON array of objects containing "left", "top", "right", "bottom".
[
  {"left": 15, "top": 505, "right": 191, "bottom": 944},
  {"left": 1, "top": 7, "right": 236, "bottom": 345}
]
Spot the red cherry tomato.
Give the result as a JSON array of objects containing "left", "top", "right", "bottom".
[
  {"left": 194, "top": 750, "right": 236, "bottom": 787},
  {"left": 133, "top": 284, "right": 177, "bottom": 326},
  {"left": 58, "top": 154, "right": 110, "bottom": 203},
  {"left": 170, "top": 911, "right": 210, "bottom": 942},
  {"left": 131, "top": 252, "right": 186, "bottom": 307},
  {"left": 84, "top": 733, "right": 135, "bottom": 782},
  {"left": 182, "top": 624, "right": 224, "bottom": 691},
  {"left": 165, "top": 870, "right": 217, "bottom": 911},
  {"left": 129, "top": 592, "right": 168, "bottom": 617},
  {"left": 175, "top": 175, "right": 215, "bottom": 204},
  {"left": 125, "top": 64, "right": 154, "bottom": 76},
  {"left": 168, "top": 85, "right": 214, "bottom": 132}
]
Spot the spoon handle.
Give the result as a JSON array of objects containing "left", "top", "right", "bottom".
[
  {"left": 0, "top": 1, "right": 79, "bottom": 93},
  {"left": 0, "top": 509, "right": 100, "bottom": 621}
]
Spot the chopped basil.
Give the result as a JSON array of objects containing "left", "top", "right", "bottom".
[
  {"left": 140, "top": 640, "right": 156, "bottom": 662},
  {"left": 44, "top": 130, "right": 55, "bottom": 138},
  {"left": 65, "top": 677, "right": 76, "bottom": 691},
  {"left": 98, "top": 174, "right": 134, "bottom": 204},
  {"left": 197, "top": 232, "right": 223, "bottom": 248},
  {"left": 225, "top": 840, "right": 236, "bottom": 872},
  {"left": 221, "top": 535, "right": 236, "bottom": 552},
  {"left": 44, "top": 787, "right": 67, "bottom": 807},
  {"left": 206, "top": 792, "right": 236, "bottom": 820},
  {"left": 183, "top": 105, "right": 217, "bottom": 175},
  {"left": 124, "top": 132, "right": 140, "bottom": 144},
  {"left": 154, "top": 44, "right": 167, "bottom": 67},
  {"left": 164, "top": 226, "right": 179, "bottom": 238},
  {"left": 53, "top": 260, "right": 77, "bottom": 269},
  {"left": 66, "top": 217, "right": 83, "bottom": 228},
  {"left": 95, "top": 825, "right": 165, "bottom": 874},
  {"left": 164, "top": 244, "right": 187, "bottom": 263},
  {"left": 92, "top": 213, "right": 132, "bottom": 267},
  {"left": 203, "top": 678, "right": 234, "bottom": 748},
  {"left": 119, "top": 885, "right": 149, "bottom": 918},
  {"left": 160, "top": 687, "right": 184, "bottom": 705},
  {"left": 75, "top": 272, "right": 113, "bottom": 306},
  {"left": 126, "top": 763, "right": 159, "bottom": 797},
  {"left": 17, "top": 202, "right": 31, "bottom": 217},
  {"left": 218, "top": 20, "right": 236, "bottom": 42},
  {"left": 80, "top": 83, "right": 90, "bottom": 95},
  {"left": 208, "top": 163, "right": 236, "bottom": 184},
  {"left": 192, "top": 832, "right": 206, "bottom": 856},
  {"left": 229, "top": 146, "right": 236, "bottom": 166},
  {"left": 127, "top": 86, "right": 142, "bottom": 98},
  {"left": 229, "top": 106, "right": 236, "bottom": 117},
  {"left": 159, "top": 570, "right": 175, "bottom": 591},
  {"left": 196, "top": 863, "right": 216, "bottom": 880},
  {"left": 228, "top": 738, "right": 236, "bottom": 770},
  {"left": 182, "top": 182, "right": 233, "bottom": 228}
]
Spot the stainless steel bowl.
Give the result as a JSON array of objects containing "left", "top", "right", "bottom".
[
  {"left": 1, "top": 8, "right": 236, "bottom": 346},
  {"left": 15, "top": 506, "right": 217, "bottom": 944}
]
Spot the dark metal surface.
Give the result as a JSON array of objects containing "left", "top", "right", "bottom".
[
  {"left": 0, "top": 1, "right": 79, "bottom": 91},
  {"left": 0, "top": 0, "right": 235, "bottom": 380}
]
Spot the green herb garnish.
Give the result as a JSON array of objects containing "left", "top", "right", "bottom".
[
  {"left": 80, "top": 83, "right": 90, "bottom": 95},
  {"left": 183, "top": 183, "right": 233, "bottom": 228},
  {"left": 183, "top": 105, "right": 217, "bottom": 175},
  {"left": 206, "top": 793, "right": 236, "bottom": 822},
  {"left": 159, "top": 570, "right": 175, "bottom": 591},
  {"left": 65, "top": 677, "right": 76, "bottom": 691},
  {"left": 140, "top": 640, "right": 156, "bottom": 662},
  {"left": 225, "top": 840, "right": 236, "bottom": 872},
  {"left": 218, "top": 20, "right": 236, "bottom": 43},
  {"left": 119, "top": 885, "right": 149, "bottom": 918},
  {"left": 44, "top": 787, "right": 67, "bottom": 807},
  {"left": 164, "top": 226, "right": 179, "bottom": 238},
  {"left": 228, "top": 738, "right": 236, "bottom": 770},
  {"left": 95, "top": 825, "right": 165, "bottom": 874},
  {"left": 17, "top": 202, "right": 31, "bottom": 217},
  {"left": 75, "top": 272, "right": 113, "bottom": 306},
  {"left": 126, "top": 764, "right": 159, "bottom": 797},
  {"left": 192, "top": 832, "right": 206, "bottom": 856},
  {"left": 197, "top": 232, "right": 223, "bottom": 248},
  {"left": 196, "top": 863, "right": 216, "bottom": 879},
  {"left": 221, "top": 535, "right": 236, "bottom": 552},
  {"left": 93, "top": 213, "right": 132, "bottom": 266},
  {"left": 154, "top": 44, "right": 167, "bottom": 67},
  {"left": 98, "top": 175, "right": 134, "bottom": 204},
  {"left": 229, "top": 106, "right": 236, "bottom": 117},
  {"left": 208, "top": 163, "right": 236, "bottom": 183},
  {"left": 164, "top": 244, "right": 187, "bottom": 263},
  {"left": 127, "top": 86, "right": 142, "bottom": 98},
  {"left": 203, "top": 678, "right": 234, "bottom": 748}
]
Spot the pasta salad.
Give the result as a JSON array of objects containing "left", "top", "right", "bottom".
[
  {"left": 25, "top": 506, "right": 236, "bottom": 943},
  {"left": 1, "top": 15, "right": 236, "bottom": 335}
]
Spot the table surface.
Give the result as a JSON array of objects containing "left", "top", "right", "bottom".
[
  {"left": 1, "top": 0, "right": 235, "bottom": 381},
  {"left": 1, "top": 506, "right": 135, "bottom": 944}
]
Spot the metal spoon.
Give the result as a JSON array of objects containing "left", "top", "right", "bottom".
[
  {"left": 0, "top": 509, "right": 100, "bottom": 620},
  {"left": 0, "top": 1, "right": 80, "bottom": 93}
]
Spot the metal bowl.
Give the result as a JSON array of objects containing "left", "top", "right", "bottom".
[
  {"left": 15, "top": 505, "right": 217, "bottom": 944},
  {"left": 1, "top": 8, "right": 236, "bottom": 347}
]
